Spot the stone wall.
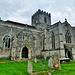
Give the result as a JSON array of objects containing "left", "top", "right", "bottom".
[
  {"left": 0, "top": 22, "right": 22, "bottom": 58},
  {"left": 0, "top": 10, "right": 75, "bottom": 60}
]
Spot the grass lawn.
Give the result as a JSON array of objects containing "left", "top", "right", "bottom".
[
  {"left": 52, "top": 60, "right": 75, "bottom": 75},
  {"left": 0, "top": 59, "right": 75, "bottom": 75},
  {"left": 0, "top": 58, "right": 12, "bottom": 62}
]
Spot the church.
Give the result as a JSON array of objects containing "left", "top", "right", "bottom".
[{"left": 0, "top": 9, "right": 75, "bottom": 60}]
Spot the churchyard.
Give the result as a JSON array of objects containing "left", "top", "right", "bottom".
[{"left": 0, "top": 58, "right": 75, "bottom": 75}]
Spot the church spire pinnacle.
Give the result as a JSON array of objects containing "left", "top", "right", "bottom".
[{"left": 65, "top": 18, "right": 67, "bottom": 22}]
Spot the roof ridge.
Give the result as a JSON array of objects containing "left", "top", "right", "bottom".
[{"left": 5, "top": 20, "right": 36, "bottom": 29}]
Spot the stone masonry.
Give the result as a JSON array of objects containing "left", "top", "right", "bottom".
[{"left": 0, "top": 9, "right": 75, "bottom": 60}]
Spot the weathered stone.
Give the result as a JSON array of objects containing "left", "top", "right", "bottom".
[
  {"left": 0, "top": 9, "right": 75, "bottom": 61},
  {"left": 34, "top": 57, "right": 37, "bottom": 63},
  {"left": 60, "top": 58, "right": 70, "bottom": 63},
  {"left": 44, "top": 56, "right": 47, "bottom": 60},
  {"left": 48, "top": 57, "right": 53, "bottom": 68},
  {"left": 53, "top": 53, "right": 61, "bottom": 70},
  {"left": 28, "top": 61, "right": 33, "bottom": 74},
  {"left": 41, "top": 59, "right": 44, "bottom": 66},
  {"left": 14, "top": 60, "right": 17, "bottom": 63},
  {"left": 48, "top": 73, "right": 51, "bottom": 75}
]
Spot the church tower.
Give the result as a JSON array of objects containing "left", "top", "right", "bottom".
[{"left": 32, "top": 9, "right": 51, "bottom": 26}]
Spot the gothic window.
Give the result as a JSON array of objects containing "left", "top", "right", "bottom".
[
  {"left": 65, "top": 30, "right": 71, "bottom": 43},
  {"left": 8, "top": 38, "right": 10, "bottom": 48},
  {"left": 2, "top": 35, "right": 10, "bottom": 48},
  {"left": 44, "top": 17, "right": 47, "bottom": 23},
  {"left": 51, "top": 32, "right": 55, "bottom": 49},
  {"left": 34, "top": 19, "right": 36, "bottom": 24}
]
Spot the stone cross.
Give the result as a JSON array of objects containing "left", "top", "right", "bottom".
[
  {"left": 48, "top": 57, "right": 53, "bottom": 68},
  {"left": 53, "top": 52, "right": 61, "bottom": 70},
  {"left": 34, "top": 57, "right": 37, "bottom": 63},
  {"left": 28, "top": 61, "right": 33, "bottom": 74}
]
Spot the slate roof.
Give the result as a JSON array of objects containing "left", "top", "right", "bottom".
[{"left": 5, "top": 20, "right": 36, "bottom": 29}]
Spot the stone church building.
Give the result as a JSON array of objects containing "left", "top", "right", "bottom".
[{"left": 0, "top": 9, "right": 75, "bottom": 60}]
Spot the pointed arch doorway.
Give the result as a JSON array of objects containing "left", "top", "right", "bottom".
[
  {"left": 64, "top": 44, "right": 72, "bottom": 59},
  {"left": 22, "top": 46, "right": 28, "bottom": 58},
  {"left": 20, "top": 44, "right": 31, "bottom": 59}
]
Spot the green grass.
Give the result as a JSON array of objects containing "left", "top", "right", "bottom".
[
  {"left": 0, "top": 59, "right": 75, "bottom": 75},
  {"left": 0, "top": 59, "right": 53, "bottom": 75},
  {"left": 0, "top": 58, "right": 12, "bottom": 62},
  {"left": 0, "top": 61, "right": 28, "bottom": 75},
  {"left": 52, "top": 61, "right": 75, "bottom": 75}
]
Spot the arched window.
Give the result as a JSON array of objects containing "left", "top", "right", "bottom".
[
  {"left": 51, "top": 32, "right": 55, "bottom": 49},
  {"left": 2, "top": 35, "right": 10, "bottom": 48},
  {"left": 44, "top": 17, "right": 47, "bottom": 23},
  {"left": 8, "top": 38, "right": 10, "bottom": 48},
  {"left": 65, "top": 30, "right": 71, "bottom": 43},
  {"left": 34, "top": 19, "right": 36, "bottom": 24}
]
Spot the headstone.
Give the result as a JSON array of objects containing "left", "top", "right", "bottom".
[
  {"left": 41, "top": 59, "right": 44, "bottom": 66},
  {"left": 60, "top": 58, "right": 70, "bottom": 63},
  {"left": 34, "top": 57, "right": 37, "bottom": 63},
  {"left": 14, "top": 60, "right": 17, "bottom": 63},
  {"left": 48, "top": 57, "right": 53, "bottom": 68},
  {"left": 44, "top": 56, "right": 47, "bottom": 60},
  {"left": 28, "top": 61, "right": 33, "bottom": 74},
  {"left": 48, "top": 73, "right": 51, "bottom": 75},
  {"left": 53, "top": 53, "right": 61, "bottom": 70}
]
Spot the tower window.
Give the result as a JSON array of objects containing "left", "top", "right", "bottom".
[
  {"left": 44, "top": 17, "right": 47, "bottom": 23},
  {"left": 34, "top": 18, "right": 37, "bottom": 24}
]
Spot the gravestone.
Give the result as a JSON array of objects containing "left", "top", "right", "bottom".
[
  {"left": 41, "top": 59, "right": 44, "bottom": 66},
  {"left": 48, "top": 73, "right": 51, "bottom": 75},
  {"left": 48, "top": 57, "right": 53, "bottom": 68},
  {"left": 53, "top": 53, "right": 61, "bottom": 70},
  {"left": 14, "top": 60, "right": 17, "bottom": 63},
  {"left": 34, "top": 57, "right": 37, "bottom": 63},
  {"left": 44, "top": 56, "right": 47, "bottom": 60},
  {"left": 28, "top": 61, "right": 33, "bottom": 74}
]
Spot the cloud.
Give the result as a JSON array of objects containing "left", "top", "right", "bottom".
[
  {"left": 7, "top": 9, "right": 31, "bottom": 24},
  {"left": 46, "top": 4, "right": 75, "bottom": 26},
  {"left": 0, "top": 0, "right": 75, "bottom": 26},
  {"left": 51, "top": 8, "right": 75, "bottom": 26}
]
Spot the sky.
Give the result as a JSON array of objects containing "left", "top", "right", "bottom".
[{"left": 0, "top": 0, "right": 75, "bottom": 26}]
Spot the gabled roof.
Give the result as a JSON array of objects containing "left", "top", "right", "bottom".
[
  {"left": 52, "top": 22, "right": 59, "bottom": 26},
  {"left": 51, "top": 19, "right": 72, "bottom": 28},
  {"left": 5, "top": 20, "right": 36, "bottom": 29},
  {"left": 62, "top": 19, "right": 72, "bottom": 27}
]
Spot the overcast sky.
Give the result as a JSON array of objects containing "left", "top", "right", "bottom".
[{"left": 0, "top": 0, "right": 75, "bottom": 26}]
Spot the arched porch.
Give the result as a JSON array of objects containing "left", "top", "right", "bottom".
[{"left": 20, "top": 44, "right": 31, "bottom": 59}]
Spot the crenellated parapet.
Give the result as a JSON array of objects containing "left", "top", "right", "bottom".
[
  {"left": 32, "top": 9, "right": 51, "bottom": 26},
  {"left": 32, "top": 9, "right": 51, "bottom": 18}
]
